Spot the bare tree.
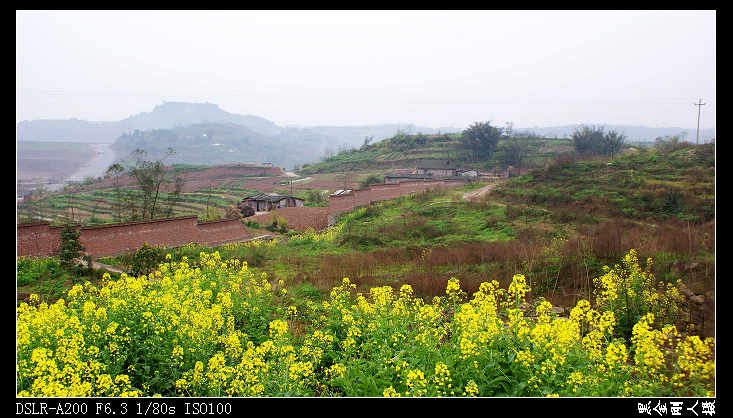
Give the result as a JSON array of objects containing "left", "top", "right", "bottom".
[
  {"left": 127, "top": 148, "right": 176, "bottom": 220},
  {"left": 106, "top": 163, "right": 126, "bottom": 222}
]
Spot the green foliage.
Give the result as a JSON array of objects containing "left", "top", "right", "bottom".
[
  {"left": 245, "top": 220, "right": 262, "bottom": 229},
  {"left": 267, "top": 212, "right": 290, "bottom": 233},
  {"left": 654, "top": 136, "right": 695, "bottom": 154},
  {"left": 337, "top": 189, "right": 513, "bottom": 250},
  {"left": 496, "top": 147, "right": 714, "bottom": 222},
  {"left": 460, "top": 121, "right": 503, "bottom": 161},
  {"left": 496, "top": 137, "right": 530, "bottom": 168},
  {"left": 17, "top": 257, "right": 64, "bottom": 287},
  {"left": 304, "top": 190, "right": 328, "bottom": 206},
  {"left": 360, "top": 174, "right": 383, "bottom": 188},
  {"left": 593, "top": 250, "right": 686, "bottom": 340},
  {"left": 199, "top": 206, "right": 223, "bottom": 222},
  {"left": 58, "top": 224, "right": 84, "bottom": 270},
  {"left": 127, "top": 243, "right": 167, "bottom": 276},
  {"left": 572, "top": 125, "right": 626, "bottom": 157}
]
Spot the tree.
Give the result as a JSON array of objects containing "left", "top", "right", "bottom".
[
  {"left": 127, "top": 148, "right": 176, "bottom": 220},
  {"left": 460, "top": 121, "right": 503, "bottom": 161},
  {"left": 305, "top": 189, "right": 327, "bottom": 206},
  {"left": 23, "top": 185, "right": 50, "bottom": 222},
  {"left": 601, "top": 130, "right": 626, "bottom": 158},
  {"left": 163, "top": 176, "right": 184, "bottom": 218},
  {"left": 498, "top": 137, "right": 529, "bottom": 170},
  {"left": 654, "top": 135, "right": 693, "bottom": 154},
  {"left": 504, "top": 121, "right": 514, "bottom": 138},
  {"left": 360, "top": 174, "right": 383, "bottom": 188},
  {"left": 572, "top": 125, "right": 626, "bottom": 157},
  {"left": 572, "top": 125, "right": 605, "bottom": 155},
  {"left": 106, "top": 163, "right": 126, "bottom": 222},
  {"left": 58, "top": 224, "right": 84, "bottom": 270}
]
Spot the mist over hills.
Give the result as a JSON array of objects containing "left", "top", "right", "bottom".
[
  {"left": 17, "top": 101, "right": 715, "bottom": 170},
  {"left": 16, "top": 102, "right": 282, "bottom": 142},
  {"left": 18, "top": 102, "right": 461, "bottom": 169}
]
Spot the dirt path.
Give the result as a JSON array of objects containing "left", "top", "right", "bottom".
[
  {"left": 77, "top": 258, "right": 127, "bottom": 274},
  {"left": 91, "top": 261, "right": 126, "bottom": 274},
  {"left": 462, "top": 181, "right": 503, "bottom": 201}
]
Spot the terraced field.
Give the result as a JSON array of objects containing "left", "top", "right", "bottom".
[{"left": 18, "top": 181, "right": 262, "bottom": 225}]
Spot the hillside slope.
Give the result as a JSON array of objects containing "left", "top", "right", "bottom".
[
  {"left": 494, "top": 143, "right": 715, "bottom": 222},
  {"left": 298, "top": 132, "right": 574, "bottom": 174}
]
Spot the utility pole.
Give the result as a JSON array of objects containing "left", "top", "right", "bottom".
[{"left": 695, "top": 98, "right": 707, "bottom": 145}]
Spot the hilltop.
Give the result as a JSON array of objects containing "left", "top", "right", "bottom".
[
  {"left": 298, "top": 131, "right": 573, "bottom": 174},
  {"left": 16, "top": 102, "right": 281, "bottom": 143},
  {"left": 18, "top": 102, "right": 462, "bottom": 170}
]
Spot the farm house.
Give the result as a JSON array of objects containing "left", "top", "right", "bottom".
[
  {"left": 239, "top": 193, "right": 305, "bottom": 212},
  {"left": 415, "top": 159, "right": 458, "bottom": 177}
]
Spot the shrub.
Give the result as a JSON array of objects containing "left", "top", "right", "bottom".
[
  {"left": 360, "top": 174, "right": 383, "bottom": 188},
  {"left": 17, "top": 257, "right": 63, "bottom": 287},
  {"left": 129, "top": 243, "right": 166, "bottom": 276},
  {"left": 58, "top": 224, "right": 84, "bottom": 270}
]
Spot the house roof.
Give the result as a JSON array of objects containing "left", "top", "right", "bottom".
[
  {"left": 329, "top": 189, "right": 353, "bottom": 196},
  {"left": 242, "top": 193, "right": 303, "bottom": 202},
  {"left": 384, "top": 173, "right": 433, "bottom": 179}
]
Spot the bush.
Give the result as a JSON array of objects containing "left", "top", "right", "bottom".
[
  {"left": 128, "top": 243, "right": 166, "bottom": 276},
  {"left": 572, "top": 125, "right": 626, "bottom": 157},
  {"left": 58, "top": 224, "right": 84, "bottom": 270},
  {"left": 360, "top": 174, "right": 383, "bottom": 188},
  {"left": 305, "top": 190, "right": 328, "bottom": 206},
  {"left": 17, "top": 257, "right": 63, "bottom": 287},
  {"left": 245, "top": 220, "right": 262, "bottom": 229}
]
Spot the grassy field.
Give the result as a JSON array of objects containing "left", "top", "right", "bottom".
[{"left": 494, "top": 144, "right": 715, "bottom": 222}]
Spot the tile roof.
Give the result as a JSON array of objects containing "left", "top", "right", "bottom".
[{"left": 242, "top": 193, "right": 303, "bottom": 202}]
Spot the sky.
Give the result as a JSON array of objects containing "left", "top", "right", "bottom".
[{"left": 16, "top": 10, "right": 716, "bottom": 130}]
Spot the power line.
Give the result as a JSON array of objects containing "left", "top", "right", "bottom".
[{"left": 694, "top": 98, "right": 707, "bottom": 145}]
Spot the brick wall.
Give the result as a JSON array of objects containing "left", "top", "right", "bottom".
[
  {"left": 327, "top": 180, "right": 465, "bottom": 216},
  {"left": 17, "top": 216, "right": 253, "bottom": 258},
  {"left": 250, "top": 207, "right": 330, "bottom": 232},
  {"left": 16, "top": 222, "right": 63, "bottom": 258},
  {"left": 249, "top": 180, "right": 466, "bottom": 232},
  {"left": 17, "top": 179, "right": 467, "bottom": 258}
]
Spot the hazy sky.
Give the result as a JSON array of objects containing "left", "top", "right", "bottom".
[{"left": 16, "top": 10, "right": 716, "bottom": 130}]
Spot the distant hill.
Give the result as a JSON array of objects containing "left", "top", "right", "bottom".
[
  {"left": 112, "top": 122, "right": 456, "bottom": 170},
  {"left": 112, "top": 123, "right": 308, "bottom": 169},
  {"left": 17, "top": 102, "right": 282, "bottom": 143},
  {"left": 17, "top": 101, "right": 459, "bottom": 145},
  {"left": 514, "top": 124, "right": 715, "bottom": 142}
]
